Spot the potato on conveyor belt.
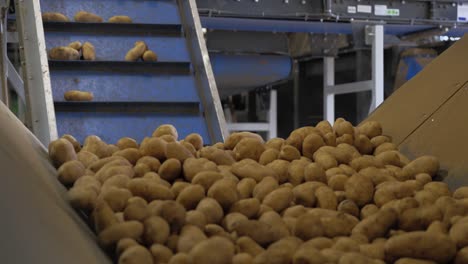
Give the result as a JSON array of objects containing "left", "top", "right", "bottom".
[
  {"left": 49, "top": 46, "right": 80, "bottom": 60},
  {"left": 47, "top": 119, "right": 468, "bottom": 264},
  {"left": 64, "top": 90, "right": 94, "bottom": 102},
  {"left": 108, "top": 15, "right": 133, "bottom": 23},
  {"left": 74, "top": 11, "right": 103, "bottom": 23},
  {"left": 42, "top": 12, "right": 69, "bottom": 22}
]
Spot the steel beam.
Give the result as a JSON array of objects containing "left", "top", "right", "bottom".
[
  {"left": 179, "top": 0, "right": 229, "bottom": 142},
  {"left": 14, "top": 0, "right": 57, "bottom": 145}
]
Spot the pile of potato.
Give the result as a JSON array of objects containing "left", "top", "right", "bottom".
[{"left": 48, "top": 119, "right": 468, "bottom": 264}]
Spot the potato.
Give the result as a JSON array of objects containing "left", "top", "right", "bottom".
[
  {"left": 139, "top": 137, "right": 167, "bottom": 160},
  {"left": 73, "top": 175, "right": 101, "bottom": 193},
  {"left": 265, "top": 138, "right": 285, "bottom": 150},
  {"left": 375, "top": 151, "right": 404, "bottom": 167},
  {"left": 229, "top": 198, "right": 260, "bottom": 218},
  {"left": 302, "top": 133, "right": 325, "bottom": 159},
  {"left": 293, "top": 182, "right": 324, "bottom": 207},
  {"left": 236, "top": 236, "right": 265, "bottom": 256},
  {"left": 332, "top": 237, "right": 360, "bottom": 252},
  {"left": 370, "top": 136, "right": 391, "bottom": 149},
  {"left": 352, "top": 208, "right": 397, "bottom": 241},
  {"left": 204, "top": 224, "right": 233, "bottom": 241},
  {"left": 125, "top": 41, "right": 147, "bottom": 62},
  {"left": 49, "top": 138, "right": 77, "bottom": 168},
  {"left": 74, "top": 11, "right": 103, "bottom": 22},
  {"left": 345, "top": 174, "right": 374, "bottom": 207},
  {"left": 359, "top": 240, "right": 386, "bottom": 260},
  {"left": 358, "top": 121, "right": 383, "bottom": 138},
  {"left": 231, "top": 159, "right": 277, "bottom": 182},
  {"left": 450, "top": 218, "right": 468, "bottom": 248},
  {"left": 321, "top": 248, "right": 345, "bottom": 263},
  {"left": 101, "top": 174, "right": 130, "bottom": 192},
  {"left": 338, "top": 200, "right": 360, "bottom": 218},
  {"left": 166, "top": 235, "right": 180, "bottom": 253},
  {"left": 374, "top": 181, "right": 415, "bottom": 207},
  {"left": 83, "top": 135, "right": 114, "bottom": 158},
  {"left": 233, "top": 137, "right": 265, "bottom": 161},
  {"left": 424, "top": 181, "right": 450, "bottom": 197},
  {"left": 402, "top": 156, "right": 440, "bottom": 178},
  {"left": 99, "top": 187, "right": 132, "bottom": 212},
  {"left": 116, "top": 238, "right": 138, "bottom": 257},
  {"left": 142, "top": 216, "right": 170, "bottom": 246},
  {"left": 95, "top": 165, "right": 134, "bottom": 183},
  {"left": 118, "top": 245, "right": 153, "bottom": 264},
  {"left": 313, "top": 151, "right": 338, "bottom": 170},
  {"left": 111, "top": 148, "right": 140, "bottom": 165},
  {"left": 182, "top": 158, "right": 217, "bottom": 181},
  {"left": 93, "top": 200, "right": 118, "bottom": 234},
  {"left": 189, "top": 237, "right": 235, "bottom": 264},
  {"left": 42, "top": 12, "right": 69, "bottom": 22},
  {"left": 237, "top": 178, "right": 257, "bottom": 199},
  {"left": 57, "top": 160, "right": 85, "bottom": 186},
  {"left": 323, "top": 132, "right": 337, "bottom": 147},
  {"left": 454, "top": 187, "right": 468, "bottom": 199},
  {"left": 185, "top": 210, "right": 207, "bottom": 229},
  {"left": 315, "top": 186, "right": 338, "bottom": 210},
  {"left": 155, "top": 201, "right": 186, "bottom": 232},
  {"left": 207, "top": 178, "right": 239, "bottom": 210},
  {"left": 232, "top": 219, "right": 279, "bottom": 246},
  {"left": 373, "top": 142, "right": 397, "bottom": 156},
  {"left": 328, "top": 174, "right": 348, "bottom": 191},
  {"left": 123, "top": 198, "right": 148, "bottom": 221},
  {"left": 233, "top": 253, "right": 253, "bottom": 264},
  {"left": 196, "top": 198, "right": 224, "bottom": 224},
  {"left": 225, "top": 132, "right": 263, "bottom": 150},
  {"left": 98, "top": 221, "right": 144, "bottom": 247},
  {"left": 150, "top": 244, "right": 173, "bottom": 264},
  {"left": 304, "top": 163, "right": 327, "bottom": 183},
  {"left": 384, "top": 231, "right": 456, "bottom": 263},
  {"left": 49, "top": 46, "right": 80, "bottom": 60},
  {"left": 127, "top": 178, "right": 174, "bottom": 201},
  {"left": 336, "top": 134, "right": 354, "bottom": 145},
  {"left": 158, "top": 158, "right": 182, "bottom": 182},
  {"left": 252, "top": 176, "right": 278, "bottom": 202},
  {"left": 350, "top": 155, "right": 384, "bottom": 171},
  {"left": 199, "top": 146, "right": 236, "bottom": 165},
  {"left": 176, "top": 184, "right": 205, "bottom": 210},
  {"left": 354, "top": 134, "right": 373, "bottom": 155},
  {"left": 222, "top": 212, "right": 248, "bottom": 232},
  {"left": 295, "top": 210, "right": 357, "bottom": 239},
  {"left": 164, "top": 142, "right": 193, "bottom": 162},
  {"left": 109, "top": 15, "right": 133, "bottom": 23},
  {"left": 455, "top": 247, "right": 468, "bottom": 264},
  {"left": 177, "top": 225, "right": 207, "bottom": 253},
  {"left": 280, "top": 145, "right": 303, "bottom": 163},
  {"left": 82, "top": 42, "right": 96, "bottom": 61},
  {"left": 255, "top": 237, "right": 302, "bottom": 264},
  {"left": 259, "top": 149, "right": 279, "bottom": 165},
  {"left": 316, "top": 120, "right": 333, "bottom": 135},
  {"left": 151, "top": 124, "right": 178, "bottom": 139},
  {"left": 399, "top": 206, "right": 442, "bottom": 231},
  {"left": 266, "top": 159, "right": 290, "bottom": 183}
]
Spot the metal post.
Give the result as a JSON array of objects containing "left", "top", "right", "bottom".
[
  {"left": 15, "top": 0, "right": 57, "bottom": 145},
  {"left": 370, "top": 25, "right": 384, "bottom": 113},
  {"left": 0, "top": 1, "right": 9, "bottom": 107},
  {"left": 323, "top": 57, "right": 335, "bottom": 124},
  {"left": 268, "top": 89, "right": 277, "bottom": 139},
  {"left": 292, "top": 60, "right": 300, "bottom": 129}
]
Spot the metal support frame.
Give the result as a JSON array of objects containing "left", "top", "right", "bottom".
[
  {"left": 179, "top": 0, "right": 229, "bottom": 142},
  {"left": 227, "top": 89, "right": 277, "bottom": 140},
  {"left": 323, "top": 24, "right": 384, "bottom": 124},
  {"left": 14, "top": 0, "right": 57, "bottom": 145},
  {"left": 0, "top": 0, "right": 9, "bottom": 107}
]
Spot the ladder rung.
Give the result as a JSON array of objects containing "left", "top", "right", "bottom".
[
  {"left": 54, "top": 102, "right": 201, "bottom": 114},
  {"left": 48, "top": 60, "right": 191, "bottom": 75},
  {"left": 43, "top": 22, "right": 182, "bottom": 37}
]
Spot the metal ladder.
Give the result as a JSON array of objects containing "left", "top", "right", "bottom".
[{"left": 2, "top": 0, "right": 227, "bottom": 146}]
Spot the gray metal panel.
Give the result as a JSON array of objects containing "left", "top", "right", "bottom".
[
  {"left": 179, "top": 0, "right": 228, "bottom": 142},
  {"left": 0, "top": 101, "right": 111, "bottom": 264},
  {"left": 206, "top": 30, "right": 289, "bottom": 55}
]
